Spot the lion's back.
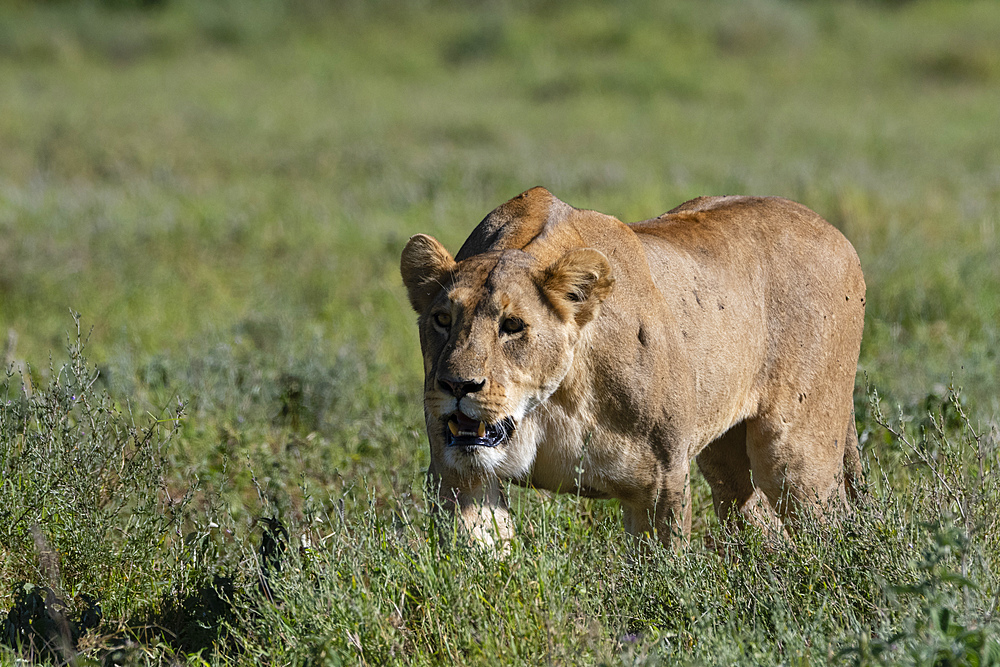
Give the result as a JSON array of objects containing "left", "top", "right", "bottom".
[
  {"left": 631, "top": 196, "right": 865, "bottom": 302},
  {"left": 629, "top": 196, "right": 866, "bottom": 416}
]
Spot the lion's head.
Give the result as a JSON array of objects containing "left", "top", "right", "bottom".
[{"left": 400, "top": 233, "right": 614, "bottom": 480}]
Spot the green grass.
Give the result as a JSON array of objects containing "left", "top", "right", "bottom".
[{"left": 1, "top": 0, "right": 999, "bottom": 664}]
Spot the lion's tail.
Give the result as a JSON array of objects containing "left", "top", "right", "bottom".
[{"left": 843, "top": 412, "right": 865, "bottom": 503}]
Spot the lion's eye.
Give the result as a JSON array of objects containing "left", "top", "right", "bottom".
[
  {"left": 500, "top": 317, "right": 525, "bottom": 335},
  {"left": 433, "top": 312, "right": 452, "bottom": 329}
]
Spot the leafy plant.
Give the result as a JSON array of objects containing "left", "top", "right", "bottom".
[
  {"left": 1, "top": 316, "right": 191, "bottom": 658},
  {"left": 840, "top": 524, "right": 1000, "bottom": 667}
]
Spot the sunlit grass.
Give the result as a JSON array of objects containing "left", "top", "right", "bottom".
[{"left": 1, "top": 0, "right": 999, "bottom": 663}]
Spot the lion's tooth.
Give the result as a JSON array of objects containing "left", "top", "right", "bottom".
[
  {"left": 477, "top": 421, "right": 486, "bottom": 437},
  {"left": 448, "top": 421, "right": 458, "bottom": 436}
]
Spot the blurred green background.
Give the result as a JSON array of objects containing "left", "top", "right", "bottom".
[
  {"left": 2, "top": 0, "right": 999, "bottom": 662},
  {"left": 2, "top": 0, "right": 998, "bottom": 418}
]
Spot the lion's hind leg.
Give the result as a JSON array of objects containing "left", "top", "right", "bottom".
[
  {"left": 744, "top": 390, "right": 855, "bottom": 531},
  {"left": 696, "top": 421, "right": 784, "bottom": 538},
  {"left": 843, "top": 412, "right": 865, "bottom": 502}
]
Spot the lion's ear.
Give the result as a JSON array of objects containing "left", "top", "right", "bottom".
[
  {"left": 400, "top": 234, "right": 456, "bottom": 313},
  {"left": 541, "top": 248, "right": 614, "bottom": 326}
]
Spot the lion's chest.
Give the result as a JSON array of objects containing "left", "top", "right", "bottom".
[{"left": 520, "top": 404, "right": 642, "bottom": 500}]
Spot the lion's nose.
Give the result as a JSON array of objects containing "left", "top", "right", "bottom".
[{"left": 438, "top": 376, "right": 485, "bottom": 399}]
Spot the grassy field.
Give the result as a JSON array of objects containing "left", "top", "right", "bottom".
[{"left": 1, "top": 0, "right": 999, "bottom": 664}]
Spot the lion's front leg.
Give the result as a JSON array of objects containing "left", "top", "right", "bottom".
[
  {"left": 427, "top": 464, "right": 514, "bottom": 550},
  {"left": 455, "top": 485, "right": 514, "bottom": 549}
]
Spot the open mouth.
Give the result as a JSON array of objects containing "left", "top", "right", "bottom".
[{"left": 445, "top": 412, "right": 515, "bottom": 449}]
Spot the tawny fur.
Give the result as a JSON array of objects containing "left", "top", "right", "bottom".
[{"left": 401, "top": 187, "right": 866, "bottom": 547}]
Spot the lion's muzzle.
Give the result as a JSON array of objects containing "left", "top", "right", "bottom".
[{"left": 445, "top": 412, "right": 516, "bottom": 450}]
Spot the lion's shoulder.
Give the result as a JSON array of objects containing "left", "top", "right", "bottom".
[
  {"left": 455, "top": 186, "right": 566, "bottom": 261},
  {"left": 455, "top": 187, "right": 635, "bottom": 265}
]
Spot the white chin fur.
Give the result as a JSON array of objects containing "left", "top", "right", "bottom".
[
  {"left": 426, "top": 389, "right": 539, "bottom": 481},
  {"left": 443, "top": 444, "right": 505, "bottom": 478}
]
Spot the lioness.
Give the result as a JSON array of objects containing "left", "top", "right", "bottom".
[{"left": 401, "top": 187, "right": 865, "bottom": 547}]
